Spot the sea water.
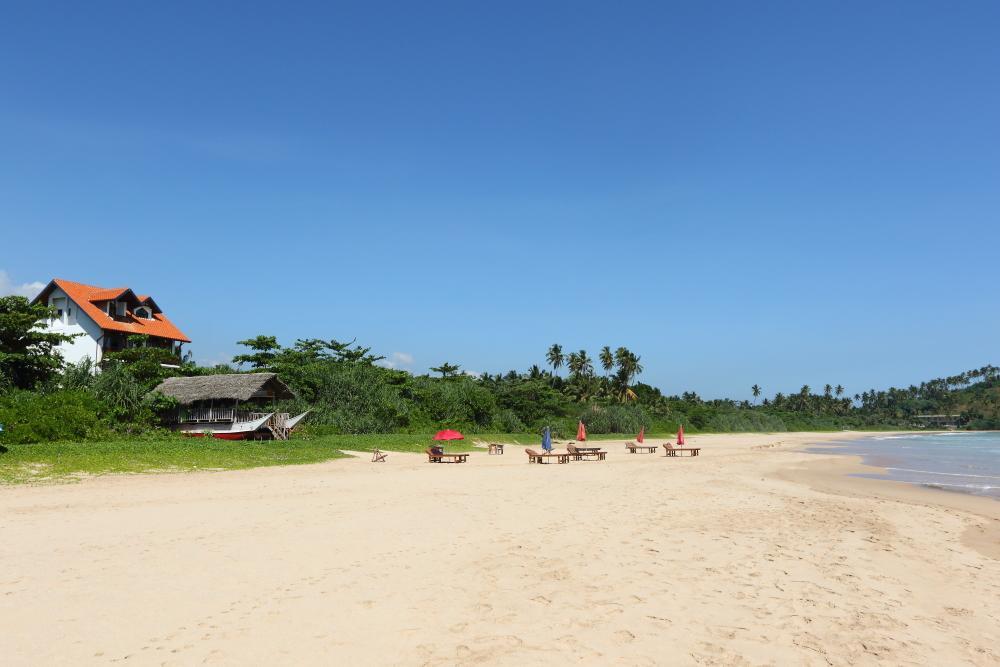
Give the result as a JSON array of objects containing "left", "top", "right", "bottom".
[{"left": 816, "top": 432, "right": 1000, "bottom": 500}]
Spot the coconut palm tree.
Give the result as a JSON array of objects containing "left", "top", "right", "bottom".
[
  {"left": 751, "top": 384, "right": 762, "bottom": 405},
  {"left": 835, "top": 384, "right": 844, "bottom": 398},
  {"left": 546, "top": 344, "right": 564, "bottom": 376},
  {"left": 599, "top": 346, "right": 614, "bottom": 376},
  {"left": 430, "top": 362, "right": 461, "bottom": 378}
]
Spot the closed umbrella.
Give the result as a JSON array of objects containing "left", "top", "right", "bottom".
[
  {"left": 637, "top": 426, "right": 645, "bottom": 444},
  {"left": 542, "top": 426, "right": 553, "bottom": 452},
  {"left": 677, "top": 424, "right": 685, "bottom": 446},
  {"left": 576, "top": 421, "right": 587, "bottom": 441}
]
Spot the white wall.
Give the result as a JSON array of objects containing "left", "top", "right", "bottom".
[{"left": 41, "top": 287, "right": 105, "bottom": 367}]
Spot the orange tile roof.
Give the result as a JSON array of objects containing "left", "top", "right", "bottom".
[{"left": 45, "top": 278, "right": 191, "bottom": 343}]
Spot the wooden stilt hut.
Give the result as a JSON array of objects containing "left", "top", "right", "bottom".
[{"left": 152, "top": 373, "right": 308, "bottom": 440}]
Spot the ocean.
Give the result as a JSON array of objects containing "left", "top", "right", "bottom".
[{"left": 814, "top": 432, "right": 1000, "bottom": 500}]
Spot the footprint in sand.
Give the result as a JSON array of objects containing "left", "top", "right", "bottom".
[{"left": 614, "top": 629, "right": 636, "bottom": 644}]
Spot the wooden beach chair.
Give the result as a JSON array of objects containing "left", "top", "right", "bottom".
[
  {"left": 371, "top": 449, "right": 387, "bottom": 463},
  {"left": 425, "top": 448, "right": 469, "bottom": 463},
  {"left": 625, "top": 441, "right": 658, "bottom": 454},
  {"left": 525, "top": 448, "right": 570, "bottom": 464},
  {"left": 663, "top": 443, "right": 700, "bottom": 457},
  {"left": 488, "top": 442, "right": 504, "bottom": 455},
  {"left": 567, "top": 444, "right": 606, "bottom": 461}
]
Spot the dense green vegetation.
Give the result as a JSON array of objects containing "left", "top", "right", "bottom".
[{"left": 0, "top": 293, "right": 997, "bottom": 482}]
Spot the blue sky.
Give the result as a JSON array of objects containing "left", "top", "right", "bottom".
[{"left": 2, "top": 1, "right": 998, "bottom": 399}]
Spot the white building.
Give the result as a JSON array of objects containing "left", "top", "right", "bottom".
[{"left": 32, "top": 279, "right": 191, "bottom": 366}]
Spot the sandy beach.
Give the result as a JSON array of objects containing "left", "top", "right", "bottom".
[{"left": 2, "top": 432, "right": 998, "bottom": 665}]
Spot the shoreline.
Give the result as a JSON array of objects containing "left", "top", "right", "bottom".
[{"left": 777, "top": 435, "right": 1000, "bottom": 560}]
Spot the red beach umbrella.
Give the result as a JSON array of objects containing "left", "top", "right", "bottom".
[
  {"left": 637, "top": 426, "right": 645, "bottom": 443},
  {"left": 677, "top": 425, "right": 685, "bottom": 446},
  {"left": 433, "top": 429, "right": 465, "bottom": 441},
  {"left": 577, "top": 421, "right": 587, "bottom": 441}
]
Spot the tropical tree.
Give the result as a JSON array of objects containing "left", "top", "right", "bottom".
[
  {"left": 430, "top": 362, "right": 461, "bottom": 378},
  {"left": 612, "top": 347, "right": 643, "bottom": 402},
  {"left": 599, "top": 346, "right": 614, "bottom": 376},
  {"left": 546, "top": 344, "right": 564, "bottom": 377},
  {"left": 751, "top": 384, "right": 762, "bottom": 405},
  {"left": 233, "top": 335, "right": 281, "bottom": 369},
  {"left": 835, "top": 384, "right": 845, "bottom": 398},
  {"left": 0, "top": 295, "right": 79, "bottom": 389}
]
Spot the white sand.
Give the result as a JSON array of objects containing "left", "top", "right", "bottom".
[{"left": 2, "top": 432, "right": 999, "bottom": 665}]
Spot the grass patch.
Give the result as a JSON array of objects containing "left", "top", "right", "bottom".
[
  {"left": 0, "top": 435, "right": 349, "bottom": 484},
  {"left": 0, "top": 429, "right": 778, "bottom": 485}
]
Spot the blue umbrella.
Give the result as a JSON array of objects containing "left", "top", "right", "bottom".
[{"left": 542, "top": 426, "right": 553, "bottom": 452}]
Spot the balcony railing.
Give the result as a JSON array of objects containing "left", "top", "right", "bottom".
[{"left": 178, "top": 408, "right": 290, "bottom": 425}]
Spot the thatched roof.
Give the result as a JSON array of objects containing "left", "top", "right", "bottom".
[{"left": 152, "top": 373, "right": 295, "bottom": 405}]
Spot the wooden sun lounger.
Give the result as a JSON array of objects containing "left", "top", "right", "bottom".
[
  {"left": 371, "top": 449, "right": 388, "bottom": 462},
  {"left": 525, "top": 448, "right": 570, "bottom": 464},
  {"left": 663, "top": 445, "right": 700, "bottom": 457},
  {"left": 625, "top": 441, "right": 657, "bottom": 454},
  {"left": 567, "top": 444, "right": 606, "bottom": 461},
  {"left": 426, "top": 448, "right": 469, "bottom": 463}
]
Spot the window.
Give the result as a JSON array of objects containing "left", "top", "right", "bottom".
[
  {"left": 106, "top": 302, "right": 115, "bottom": 317},
  {"left": 135, "top": 306, "right": 152, "bottom": 319},
  {"left": 50, "top": 297, "right": 66, "bottom": 324}
]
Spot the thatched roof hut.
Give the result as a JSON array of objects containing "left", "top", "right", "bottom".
[{"left": 152, "top": 373, "right": 295, "bottom": 405}]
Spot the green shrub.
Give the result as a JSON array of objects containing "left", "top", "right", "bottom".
[{"left": 0, "top": 390, "right": 106, "bottom": 444}]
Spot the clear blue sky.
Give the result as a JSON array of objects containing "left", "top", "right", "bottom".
[{"left": 2, "top": 1, "right": 998, "bottom": 400}]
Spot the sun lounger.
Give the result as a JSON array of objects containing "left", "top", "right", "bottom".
[
  {"left": 371, "top": 449, "right": 387, "bottom": 463},
  {"left": 426, "top": 448, "right": 469, "bottom": 463},
  {"left": 625, "top": 441, "right": 657, "bottom": 454},
  {"left": 525, "top": 448, "right": 570, "bottom": 464},
  {"left": 663, "top": 443, "right": 700, "bottom": 457},
  {"left": 567, "top": 444, "right": 606, "bottom": 461}
]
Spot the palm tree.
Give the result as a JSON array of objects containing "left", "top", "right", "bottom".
[
  {"left": 599, "top": 346, "right": 614, "bottom": 376},
  {"left": 751, "top": 384, "right": 761, "bottom": 405},
  {"left": 835, "top": 384, "right": 844, "bottom": 398},
  {"left": 546, "top": 344, "right": 564, "bottom": 376},
  {"left": 577, "top": 349, "right": 593, "bottom": 378},
  {"left": 612, "top": 347, "right": 643, "bottom": 402},
  {"left": 430, "top": 362, "right": 461, "bottom": 378},
  {"left": 566, "top": 351, "right": 581, "bottom": 378},
  {"left": 823, "top": 384, "right": 833, "bottom": 398}
]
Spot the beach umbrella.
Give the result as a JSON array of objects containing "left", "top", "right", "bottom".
[
  {"left": 637, "top": 426, "right": 645, "bottom": 444},
  {"left": 677, "top": 424, "right": 685, "bottom": 446},
  {"left": 433, "top": 429, "right": 464, "bottom": 441},
  {"left": 577, "top": 420, "right": 587, "bottom": 441},
  {"left": 542, "top": 426, "right": 553, "bottom": 452}
]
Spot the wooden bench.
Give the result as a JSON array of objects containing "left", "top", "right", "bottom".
[
  {"left": 371, "top": 449, "right": 387, "bottom": 463},
  {"left": 625, "top": 442, "right": 658, "bottom": 454},
  {"left": 664, "top": 447, "right": 700, "bottom": 457},
  {"left": 567, "top": 444, "right": 606, "bottom": 461},
  {"left": 525, "top": 448, "right": 570, "bottom": 464},
  {"left": 426, "top": 448, "right": 469, "bottom": 463},
  {"left": 488, "top": 443, "right": 504, "bottom": 455}
]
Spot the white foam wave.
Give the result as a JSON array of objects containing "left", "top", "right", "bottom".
[
  {"left": 920, "top": 482, "right": 999, "bottom": 491},
  {"left": 886, "top": 467, "right": 1000, "bottom": 480}
]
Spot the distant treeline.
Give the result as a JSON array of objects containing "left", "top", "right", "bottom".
[{"left": 1, "top": 294, "right": 998, "bottom": 445}]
